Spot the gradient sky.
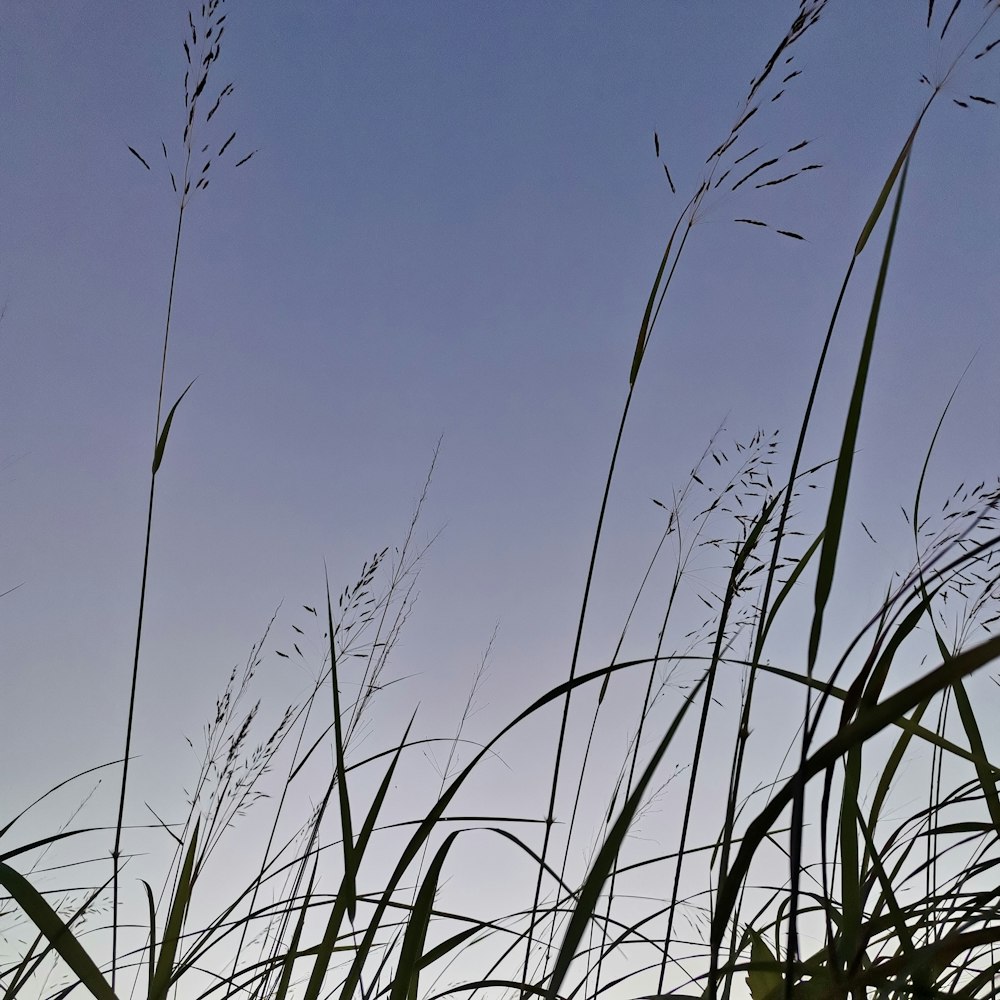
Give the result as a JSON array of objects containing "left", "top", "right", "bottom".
[{"left": 3, "top": 2, "right": 1000, "bottom": 995}]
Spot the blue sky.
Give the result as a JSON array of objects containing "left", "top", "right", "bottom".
[{"left": 3, "top": 1, "right": 1000, "bottom": 995}]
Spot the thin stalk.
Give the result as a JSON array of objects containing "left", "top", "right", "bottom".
[{"left": 111, "top": 201, "right": 186, "bottom": 988}]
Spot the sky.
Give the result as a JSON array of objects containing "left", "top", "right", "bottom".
[{"left": 3, "top": 2, "right": 1000, "bottom": 996}]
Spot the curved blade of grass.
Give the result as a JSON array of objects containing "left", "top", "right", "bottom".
[
  {"left": 950, "top": 677, "right": 1000, "bottom": 830},
  {"left": 546, "top": 669, "right": 708, "bottom": 1000},
  {"left": 0, "top": 863, "right": 120, "bottom": 1000},
  {"left": 152, "top": 378, "right": 196, "bottom": 475},
  {"left": 150, "top": 818, "right": 199, "bottom": 1000},
  {"left": 414, "top": 925, "right": 481, "bottom": 973},
  {"left": 780, "top": 140, "right": 914, "bottom": 965},
  {"left": 142, "top": 879, "right": 157, "bottom": 1000},
  {"left": 757, "top": 655, "right": 995, "bottom": 771},
  {"left": 809, "top": 151, "right": 910, "bottom": 671},
  {"left": 759, "top": 531, "right": 824, "bottom": 647},
  {"left": 391, "top": 830, "right": 461, "bottom": 1000},
  {"left": 1, "top": 760, "right": 121, "bottom": 840},
  {"left": 0, "top": 827, "right": 106, "bottom": 864},
  {"left": 863, "top": 694, "right": 932, "bottom": 856},
  {"left": 853, "top": 117, "right": 920, "bottom": 257},
  {"left": 824, "top": 587, "right": 939, "bottom": 932},
  {"left": 851, "top": 926, "right": 1000, "bottom": 994},
  {"left": 5, "top": 928, "right": 47, "bottom": 999},
  {"left": 835, "top": 584, "right": 933, "bottom": 970},
  {"left": 630, "top": 225, "right": 677, "bottom": 385},
  {"left": 662, "top": 493, "right": 783, "bottom": 986},
  {"left": 326, "top": 564, "right": 356, "bottom": 924}
]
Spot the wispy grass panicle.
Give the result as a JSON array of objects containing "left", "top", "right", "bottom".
[{"left": 129, "top": 0, "right": 255, "bottom": 204}]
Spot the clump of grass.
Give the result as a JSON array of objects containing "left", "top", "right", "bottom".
[{"left": 4, "top": 3, "right": 1000, "bottom": 1000}]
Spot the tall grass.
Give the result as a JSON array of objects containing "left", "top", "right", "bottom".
[{"left": 3, "top": 3, "right": 1000, "bottom": 1000}]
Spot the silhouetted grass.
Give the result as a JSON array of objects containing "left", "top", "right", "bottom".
[{"left": 3, "top": 3, "right": 1000, "bottom": 1000}]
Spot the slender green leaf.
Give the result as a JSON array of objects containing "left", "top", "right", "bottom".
[
  {"left": 630, "top": 227, "right": 677, "bottom": 385},
  {"left": 854, "top": 118, "right": 920, "bottom": 257},
  {"left": 760, "top": 531, "right": 824, "bottom": 646},
  {"left": 150, "top": 818, "right": 199, "bottom": 1000},
  {"left": 391, "top": 831, "right": 461, "bottom": 1000},
  {"left": 152, "top": 378, "right": 196, "bottom": 475},
  {"left": 0, "top": 760, "right": 120, "bottom": 840},
  {"left": 950, "top": 677, "right": 1000, "bottom": 830},
  {"left": 809, "top": 153, "right": 911, "bottom": 670},
  {"left": 142, "top": 879, "right": 157, "bottom": 1000},
  {"left": 6, "top": 879, "right": 109, "bottom": 1000},
  {"left": 326, "top": 565, "right": 356, "bottom": 922}
]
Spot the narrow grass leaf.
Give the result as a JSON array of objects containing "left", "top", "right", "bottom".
[
  {"left": 630, "top": 227, "right": 676, "bottom": 385},
  {"left": 760, "top": 531, "right": 823, "bottom": 646},
  {"left": 142, "top": 879, "right": 157, "bottom": 1000},
  {"left": 950, "top": 677, "right": 1000, "bottom": 830},
  {"left": 152, "top": 378, "right": 196, "bottom": 475},
  {"left": 0, "top": 827, "right": 105, "bottom": 864},
  {"left": 1, "top": 759, "right": 120, "bottom": 839},
  {"left": 809, "top": 154, "right": 910, "bottom": 670},
  {"left": 391, "top": 830, "right": 461, "bottom": 1000},
  {"left": 854, "top": 119, "right": 919, "bottom": 257},
  {"left": 853, "top": 808, "right": 918, "bottom": 979},
  {"left": 334, "top": 657, "right": 665, "bottom": 1000},
  {"left": 150, "top": 818, "right": 199, "bottom": 1000},
  {"left": 273, "top": 864, "right": 316, "bottom": 1000},
  {"left": 326, "top": 565, "right": 356, "bottom": 923},
  {"left": 412, "top": 925, "right": 480, "bottom": 972},
  {"left": 6, "top": 928, "right": 47, "bottom": 999}
]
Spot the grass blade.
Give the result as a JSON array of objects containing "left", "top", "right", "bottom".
[
  {"left": 151, "top": 378, "right": 196, "bottom": 475},
  {"left": 150, "top": 818, "right": 199, "bottom": 1000},
  {"left": 390, "top": 830, "right": 461, "bottom": 1000},
  {"left": 326, "top": 564, "right": 356, "bottom": 923},
  {"left": 142, "top": 879, "right": 157, "bottom": 1000},
  {"left": 809, "top": 152, "right": 911, "bottom": 671}
]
